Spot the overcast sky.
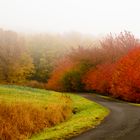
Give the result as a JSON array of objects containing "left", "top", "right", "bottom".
[{"left": 0, "top": 0, "right": 140, "bottom": 36}]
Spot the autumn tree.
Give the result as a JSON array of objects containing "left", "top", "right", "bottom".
[
  {"left": 101, "top": 31, "right": 139, "bottom": 63},
  {"left": 82, "top": 63, "right": 115, "bottom": 94},
  {"left": 0, "top": 29, "right": 34, "bottom": 83},
  {"left": 60, "top": 60, "right": 92, "bottom": 92},
  {"left": 110, "top": 47, "right": 140, "bottom": 102},
  {"left": 46, "top": 58, "right": 74, "bottom": 91},
  {"left": 25, "top": 34, "right": 68, "bottom": 82}
]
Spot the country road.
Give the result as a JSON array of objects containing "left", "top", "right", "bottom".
[{"left": 70, "top": 94, "right": 140, "bottom": 140}]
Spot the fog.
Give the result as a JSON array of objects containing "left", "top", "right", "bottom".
[{"left": 0, "top": 0, "right": 140, "bottom": 36}]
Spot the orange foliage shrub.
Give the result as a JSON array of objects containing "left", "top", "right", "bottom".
[
  {"left": 0, "top": 100, "right": 72, "bottom": 140},
  {"left": 46, "top": 58, "right": 74, "bottom": 91},
  {"left": 83, "top": 64, "right": 115, "bottom": 94},
  {"left": 110, "top": 47, "right": 140, "bottom": 102}
]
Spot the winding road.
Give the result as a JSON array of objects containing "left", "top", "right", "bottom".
[{"left": 70, "top": 93, "right": 140, "bottom": 140}]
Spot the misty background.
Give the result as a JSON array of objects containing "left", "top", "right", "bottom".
[{"left": 0, "top": 0, "right": 140, "bottom": 36}]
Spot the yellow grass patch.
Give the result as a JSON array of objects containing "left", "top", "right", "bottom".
[{"left": 0, "top": 97, "right": 72, "bottom": 140}]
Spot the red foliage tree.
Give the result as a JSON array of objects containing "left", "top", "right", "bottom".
[
  {"left": 110, "top": 47, "right": 140, "bottom": 102},
  {"left": 83, "top": 63, "right": 115, "bottom": 94}
]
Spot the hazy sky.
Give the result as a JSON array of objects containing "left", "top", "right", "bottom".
[{"left": 0, "top": 0, "right": 140, "bottom": 36}]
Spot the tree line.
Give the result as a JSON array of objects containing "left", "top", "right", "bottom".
[
  {"left": 0, "top": 29, "right": 94, "bottom": 84},
  {"left": 0, "top": 28, "right": 140, "bottom": 102},
  {"left": 46, "top": 31, "right": 140, "bottom": 102}
]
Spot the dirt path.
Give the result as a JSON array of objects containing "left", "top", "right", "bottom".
[{"left": 70, "top": 93, "right": 140, "bottom": 140}]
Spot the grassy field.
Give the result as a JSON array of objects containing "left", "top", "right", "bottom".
[{"left": 0, "top": 85, "right": 109, "bottom": 140}]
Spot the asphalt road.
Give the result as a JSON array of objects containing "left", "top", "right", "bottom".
[{"left": 70, "top": 93, "right": 140, "bottom": 140}]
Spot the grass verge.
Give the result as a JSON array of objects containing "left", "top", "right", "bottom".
[
  {"left": 30, "top": 93, "right": 109, "bottom": 140},
  {"left": 0, "top": 85, "right": 72, "bottom": 140},
  {"left": 0, "top": 85, "right": 109, "bottom": 140}
]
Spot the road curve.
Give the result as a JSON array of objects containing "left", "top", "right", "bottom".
[{"left": 70, "top": 93, "right": 140, "bottom": 140}]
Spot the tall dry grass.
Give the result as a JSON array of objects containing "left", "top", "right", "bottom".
[{"left": 0, "top": 96, "right": 72, "bottom": 140}]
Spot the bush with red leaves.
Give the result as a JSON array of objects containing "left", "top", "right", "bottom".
[
  {"left": 110, "top": 47, "right": 140, "bottom": 102},
  {"left": 83, "top": 63, "right": 115, "bottom": 94}
]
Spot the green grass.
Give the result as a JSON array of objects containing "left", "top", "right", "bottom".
[
  {"left": 0, "top": 85, "right": 66, "bottom": 106},
  {"left": 0, "top": 85, "right": 109, "bottom": 140}
]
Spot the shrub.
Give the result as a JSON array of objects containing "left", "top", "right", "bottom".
[
  {"left": 110, "top": 47, "right": 140, "bottom": 102},
  {"left": 83, "top": 63, "right": 115, "bottom": 94},
  {"left": 46, "top": 58, "right": 74, "bottom": 91},
  {"left": 61, "top": 69, "right": 84, "bottom": 92}
]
